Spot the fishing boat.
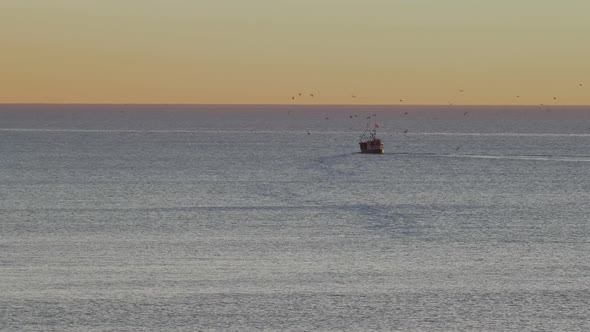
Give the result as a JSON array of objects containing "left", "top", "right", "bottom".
[{"left": 359, "top": 115, "right": 384, "bottom": 154}]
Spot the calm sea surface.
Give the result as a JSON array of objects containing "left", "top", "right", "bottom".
[{"left": 1, "top": 104, "right": 590, "bottom": 331}]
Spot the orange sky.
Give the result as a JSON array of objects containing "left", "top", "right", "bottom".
[{"left": 2, "top": 0, "right": 590, "bottom": 104}]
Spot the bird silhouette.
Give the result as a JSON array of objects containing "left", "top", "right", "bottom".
[
  {"left": 459, "top": 90, "right": 464, "bottom": 92},
  {"left": 310, "top": 94, "right": 315, "bottom": 98},
  {"left": 464, "top": 111, "right": 469, "bottom": 116},
  {"left": 403, "top": 112, "right": 408, "bottom": 116},
  {"left": 403, "top": 129, "right": 408, "bottom": 133}
]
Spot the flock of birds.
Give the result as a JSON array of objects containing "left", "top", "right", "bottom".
[
  {"left": 290, "top": 83, "right": 585, "bottom": 107},
  {"left": 291, "top": 92, "right": 314, "bottom": 101},
  {"left": 289, "top": 83, "right": 586, "bottom": 137}
]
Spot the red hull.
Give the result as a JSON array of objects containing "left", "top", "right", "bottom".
[
  {"left": 359, "top": 140, "right": 384, "bottom": 154},
  {"left": 360, "top": 148, "right": 384, "bottom": 154}
]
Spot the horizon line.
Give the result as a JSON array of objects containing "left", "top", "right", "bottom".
[{"left": 1, "top": 103, "right": 589, "bottom": 107}]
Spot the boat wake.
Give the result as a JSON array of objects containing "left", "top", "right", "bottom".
[
  {"left": 389, "top": 152, "right": 590, "bottom": 162},
  {"left": 438, "top": 154, "right": 590, "bottom": 162},
  {"left": 406, "top": 132, "right": 590, "bottom": 138}
]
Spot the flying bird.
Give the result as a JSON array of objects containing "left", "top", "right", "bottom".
[
  {"left": 310, "top": 94, "right": 315, "bottom": 97},
  {"left": 464, "top": 111, "right": 469, "bottom": 116},
  {"left": 403, "top": 129, "right": 408, "bottom": 133},
  {"left": 459, "top": 90, "right": 464, "bottom": 92}
]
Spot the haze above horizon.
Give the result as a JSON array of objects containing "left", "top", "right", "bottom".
[{"left": 2, "top": 1, "right": 589, "bottom": 105}]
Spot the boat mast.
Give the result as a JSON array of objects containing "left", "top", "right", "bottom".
[{"left": 372, "top": 113, "right": 377, "bottom": 139}]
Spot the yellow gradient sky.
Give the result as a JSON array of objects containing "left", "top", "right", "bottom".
[{"left": 2, "top": 0, "right": 590, "bottom": 104}]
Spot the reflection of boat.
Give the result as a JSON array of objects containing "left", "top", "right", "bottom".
[{"left": 359, "top": 115, "right": 384, "bottom": 154}]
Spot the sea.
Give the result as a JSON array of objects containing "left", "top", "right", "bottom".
[{"left": 1, "top": 104, "right": 589, "bottom": 331}]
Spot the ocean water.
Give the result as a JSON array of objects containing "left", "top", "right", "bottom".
[{"left": 1, "top": 104, "right": 589, "bottom": 331}]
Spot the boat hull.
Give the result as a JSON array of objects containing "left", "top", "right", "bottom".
[
  {"left": 360, "top": 148, "right": 384, "bottom": 154},
  {"left": 359, "top": 141, "right": 384, "bottom": 154}
]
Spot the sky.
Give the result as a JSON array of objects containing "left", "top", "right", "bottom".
[{"left": 2, "top": 0, "right": 590, "bottom": 105}]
